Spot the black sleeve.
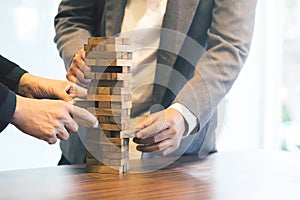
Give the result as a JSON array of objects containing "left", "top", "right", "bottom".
[
  {"left": 0, "top": 83, "right": 16, "bottom": 132},
  {"left": 0, "top": 55, "right": 27, "bottom": 92},
  {"left": 0, "top": 55, "right": 27, "bottom": 132}
]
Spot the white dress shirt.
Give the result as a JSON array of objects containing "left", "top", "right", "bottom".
[{"left": 120, "top": 0, "right": 197, "bottom": 136}]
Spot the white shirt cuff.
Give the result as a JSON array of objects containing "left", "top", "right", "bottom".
[{"left": 169, "top": 103, "right": 198, "bottom": 138}]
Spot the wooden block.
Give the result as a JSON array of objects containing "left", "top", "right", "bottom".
[
  {"left": 88, "top": 37, "right": 130, "bottom": 45},
  {"left": 88, "top": 87, "right": 131, "bottom": 95},
  {"left": 96, "top": 101, "right": 132, "bottom": 109},
  {"left": 86, "top": 58, "right": 132, "bottom": 67},
  {"left": 84, "top": 72, "right": 132, "bottom": 81},
  {"left": 87, "top": 94, "right": 131, "bottom": 102},
  {"left": 87, "top": 107, "right": 130, "bottom": 117},
  {"left": 99, "top": 138, "right": 129, "bottom": 146},
  {"left": 95, "top": 43, "right": 134, "bottom": 52},
  {"left": 100, "top": 123, "right": 129, "bottom": 131},
  {"left": 90, "top": 66, "right": 131, "bottom": 73},
  {"left": 86, "top": 165, "right": 124, "bottom": 174},
  {"left": 86, "top": 157, "right": 101, "bottom": 165},
  {"left": 101, "top": 130, "right": 122, "bottom": 138},
  {"left": 86, "top": 51, "right": 132, "bottom": 59},
  {"left": 90, "top": 80, "right": 130, "bottom": 88},
  {"left": 108, "top": 158, "right": 129, "bottom": 166},
  {"left": 97, "top": 116, "right": 130, "bottom": 125},
  {"left": 74, "top": 99, "right": 98, "bottom": 108},
  {"left": 101, "top": 151, "right": 128, "bottom": 159},
  {"left": 109, "top": 145, "right": 129, "bottom": 153},
  {"left": 88, "top": 87, "right": 111, "bottom": 95}
]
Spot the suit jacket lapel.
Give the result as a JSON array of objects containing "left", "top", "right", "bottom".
[{"left": 154, "top": 0, "right": 200, "bottom": 107}]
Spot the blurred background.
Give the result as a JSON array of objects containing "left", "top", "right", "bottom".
[{"left": 1, "top": 0, "right": 300, "bottom": 170}]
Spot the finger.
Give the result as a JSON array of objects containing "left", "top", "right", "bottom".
[
  {"left": 133, "top": 136, "right": 155, "bottom": 145},
  {"left": 47, "top": 135, "right": 58, "bottom": 145},
  {"left": 56, "top": 126, "right": 70, "bottom": 141},
  {"left": 64, "top": 115, "right": 79, "bottom": 134},
  {"left": 73, "top": 84, "right": 88, "bottom": 98},
  {"left": 66, "top": 73, "right": 87, "bottom": 88},
  {"left": 69, "top": 66, "right": 90, "bottom": 85},
  {"left": 69, "top": 104, "right": 99, "bottom": 128},
  {"left": 136, "top": 118, "right": 169, "bottom": 139},
  {"left": 73, "top": 50, "right": 90, "bottom": 73},
  {"left": 136, "top": 138, "right": 171, "bottom": 153},
  {"left": 153, "top": 128, "right": 174, "bottom": 143},
  {"left": 135, "top": 115, "right": 155, "bottom": 129}
]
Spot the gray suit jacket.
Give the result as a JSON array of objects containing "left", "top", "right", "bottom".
[{"left": 54, "top": 0, "right": 257, "bottom": 163}]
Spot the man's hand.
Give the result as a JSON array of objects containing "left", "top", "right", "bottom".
[
  {"left": 66, "top": 49, "right": 91, "bottom": 88},
  {"left": 11, "top": 95, "right": 98, "bottom": 144},
  {"left": 18, "top": 73, "right": 87, "bottom": 102},
  {"left": 133, "top": 108, "right": 186, "bottom": 156}
]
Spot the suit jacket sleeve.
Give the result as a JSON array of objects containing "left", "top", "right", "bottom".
[
  {"left": 174, "top": 0, "right": 257, "bottom": 131},
  {"left": 54, "top": 0, "right": 101, "bottom": 70},
  {"left": 0, "top": 55, "right": 27, "bottom": 132}
]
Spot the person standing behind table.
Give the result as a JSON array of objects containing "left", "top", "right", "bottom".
[
  {"left": 0, "top": 55, "right": 98, "bottom": 144},
  {"left": 54, "top": 0, "right": 257, "bottom": 164}
]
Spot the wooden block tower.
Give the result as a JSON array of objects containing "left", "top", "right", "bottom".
[{"left": 79, "top": 37, "right": 133, "bottom": 174}]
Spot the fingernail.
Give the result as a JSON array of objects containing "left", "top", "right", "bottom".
[{"left": 92, "top": 121, "right": 99, "bottom": 128}]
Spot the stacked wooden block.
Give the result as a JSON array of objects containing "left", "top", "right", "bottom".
[{"left": 79, "top": 37, "right": 133, "bottom": 174}]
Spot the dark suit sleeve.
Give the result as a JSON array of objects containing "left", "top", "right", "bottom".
[
  {"left": 0, "top": 55, "right": 27, "bottom": 132},
  {"left": 0, "top": 84, "right": 16, "bottom": 132},
  {"left": 54, "top": 0, "right": 100, "bottom": 70}
]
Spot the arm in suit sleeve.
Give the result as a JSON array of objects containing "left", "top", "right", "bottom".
[
  {"left": 0, "top": 55, "right": 27, "bottom": 132},
  {"left": 54, "top": 0, "right": 101, "bottom": 70},
  {"left": 174, "top": 0, "right": 257, "bottom": 131}
]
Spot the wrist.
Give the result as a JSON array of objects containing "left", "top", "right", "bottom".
[
  {"left": 17, "top": 73, "right": 35, "bottom": 97},
  {"left": 11, "top": 95, "right": 24, "bottom": 126}
]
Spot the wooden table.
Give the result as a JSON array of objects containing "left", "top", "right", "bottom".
[{"left": 1, "top": 150, "right": 300, "bottom": 200}]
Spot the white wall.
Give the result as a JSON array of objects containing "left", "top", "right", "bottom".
[{"left": 0, "top": 0, "right": 64, "bottom": 171}]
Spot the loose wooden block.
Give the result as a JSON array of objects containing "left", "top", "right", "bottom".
[
  {"left": 86, "top": 94, "right": 131, "bottom": 102},
  {"left": 90, "top": 66, "right": 131, "bottom": 73},
  {"left": 86, "top": 51, "right": 132, "bottom": 60}
]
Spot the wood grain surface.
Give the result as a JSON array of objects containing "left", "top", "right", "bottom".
[{"left": 1, "top": 150, "right": 300, "bottom": 200}]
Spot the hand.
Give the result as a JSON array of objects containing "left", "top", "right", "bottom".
[
  {"left": 18, "top": 73, "right": 87, "bottom": 102},
  {"left": 133, "top": 108, "right": 186, "bottom": 156},
  {"left": 66, "top": 49, "right": 91, "bottom": 88},
  {"left": 11, "top": 95, "right": 98, "bottom": 144}
]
